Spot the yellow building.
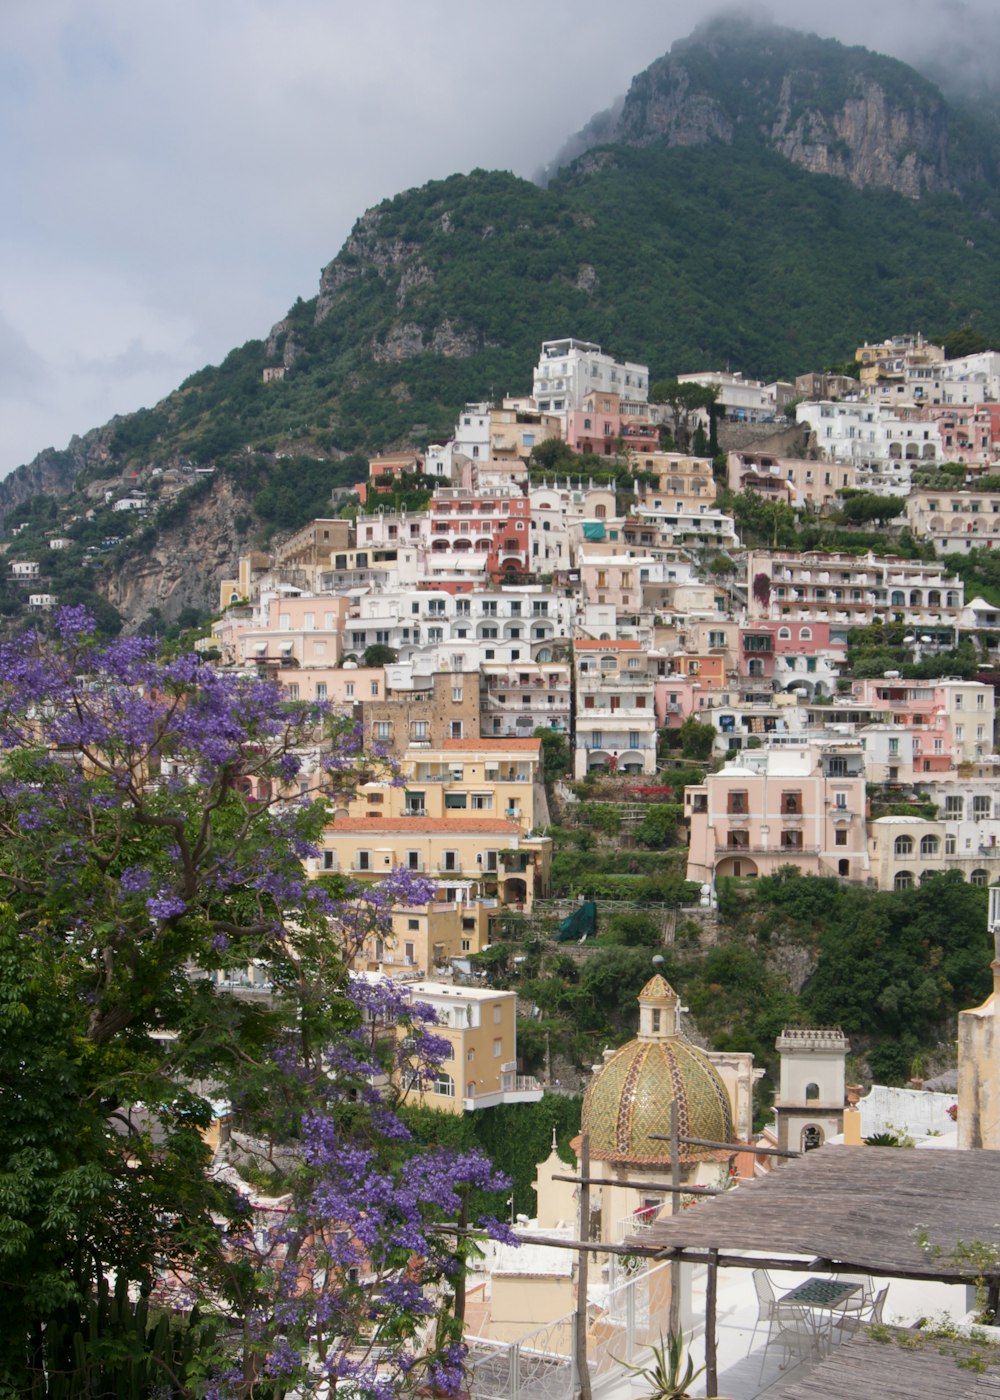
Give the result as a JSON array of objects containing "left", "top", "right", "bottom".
[
  {"left": 352, "top": 898, "right": 495, "bottom": 978},
  {"left": 318, "top": 816, "right": 552, "bottom": 908},
  {"left": 346, "top": 737, "right": 547, "bottom": 839},
  {"left": 397, "top": 981, "right": 542, "bottom": 1112}
]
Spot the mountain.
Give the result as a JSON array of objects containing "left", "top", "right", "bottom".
[
  {"left": 2, "top": 16, "right": 1000, "bottom": 631},
  {"left": 543, "top": 13, "right": 1000, "bottom": 204}
]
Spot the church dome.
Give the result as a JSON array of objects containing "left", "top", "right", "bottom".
[{"left": 580, "top": 973, "right": 734, "bottom": 1165}]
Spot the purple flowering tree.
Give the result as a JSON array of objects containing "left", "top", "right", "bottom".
[{"left": 0, "top": 609, "right": 511, "bottom": 1396}]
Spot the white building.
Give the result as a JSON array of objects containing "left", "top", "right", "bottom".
[
  {"left": 532, "top": 338, "right": 648, "bottom": 416},
  {"left": 796, "top": 400, "right": 942, "bottom": 470},
  {"left": 677, "top": 370, "right": 793, "bottom": 422}
]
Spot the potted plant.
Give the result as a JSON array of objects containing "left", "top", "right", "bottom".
[{"left": 614, "top": 1329, "right": 733, "bottom": 1398}]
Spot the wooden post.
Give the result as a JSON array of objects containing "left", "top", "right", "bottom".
[
  {"left": 669, "top": 1099, "right": 682, "bottom": 1334},
  {"left": 575, "top": 1133, "right": 592, "bottom": 1400},
  {"left": 705, "top": 1249, "right": 719, "bottom": 1398}
]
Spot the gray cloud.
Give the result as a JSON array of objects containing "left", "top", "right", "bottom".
[{"left": 1, "top": 0, "right": 995, "bottom": 476}]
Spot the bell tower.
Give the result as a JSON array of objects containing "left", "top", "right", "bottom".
[{"left": 774, "top": 1026, "right": 849, "bottom": 1155}]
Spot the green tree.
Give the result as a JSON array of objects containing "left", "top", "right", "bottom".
[
  {"left": 679, "top": 716, "right": 715, "bottom": 760},
  {"left": 649, "top": 380, "right": 718, "bottom": 453},
  {"left": 634, "top": 803, "right": 684, "bottom": 848},
  {"left": 362, "top": 642, "right": 398, "bottom": 667},
  {"left": 535, "top": 726, "right": 570, "bottom": 779}
]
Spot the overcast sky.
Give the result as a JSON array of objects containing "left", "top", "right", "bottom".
[{"left": 2, "top": 0, "right": 996, "bottom": 478}]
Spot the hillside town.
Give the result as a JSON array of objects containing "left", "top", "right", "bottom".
[
  {"left": 192, "top": 334, "right": 1000, "bottom": 908},
  {"left": 10, "top": 332, "right": 1000, "bottom": 1399}
]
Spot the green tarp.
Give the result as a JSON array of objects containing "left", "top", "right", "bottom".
[{"left": 557, "top": 901, "right": 597, "bottom": 941}]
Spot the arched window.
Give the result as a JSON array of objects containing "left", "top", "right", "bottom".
[
  {"left": 799, "top": 627, "right": 812, "bottom": 640},
  {"left": 891, "top": 591, "right": 905, "bottom": 606},
  {"left": 971, "top": 869, "right": 990, "bottom": 887},
  {"left": 894, "top": 870, "right": 914, "bottom": 890},
  {"left": 802, "top": 1125, "right": 823, "bottom": 1151},
  {"left": 805, "top": 1083, "right": 820, "bottom": 1101},
  {"left": 894, "top": 835, "right": 913, "bottom": 857},
  {"left": 919, "top": 834, "right": 939, "bottom": 856},
  {"left": 432, "top": 1071, "right": 455, "bottom": 1097},
  {"left": 778, "top": 627, "right": 791, "bottom": 640}
]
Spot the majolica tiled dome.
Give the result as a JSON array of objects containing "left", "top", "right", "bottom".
[{"left": 580, "top": 974, "right": 733, "bottom": 1165}]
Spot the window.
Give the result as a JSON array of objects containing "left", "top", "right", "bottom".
[
  {"left": 920, "top": 834, "right": 940, "bottom": 856},
  {"left": 344, "top": 683, "right": 355, "bottom": 698},
  {"left": 356, "top": 850, "right": 371, "bottom": 871},
  {"left": 780, "top": 791, "right": 801, "bottom": 815},
  {"left": 974, "top": 796, "right": 992, "bottom": 820},
  {"left": 493, "top": 1039, "right": 502, "bottom": 1058},
  {"left": 452, "top": 687, "right": 463, "bottom": 703},
  {"left": 374, "top": 721, "right": 392, "bottom": 740},
  {"left": 971, "top": 869, "right": 990, "bottom": 887},
  {"left": 412, "top": 720, "right": 428, "bottom": 741},
  {"left": 493, "top": 1005, "right": 503, "bottom": 1024},
  {"left": 945, "top": 834, "right": 957, "bottom": 855},
  {"left": 287, "top": 683, "right": 299, "bottom": 700},
  {"left": 316, "top": 683, "right": 327, "bottom": 701},
  {"left": 835, "top": 829, "right": 847, "bottom": 846},
  {"left": 322, "top": 850, "right": 338, "bottom": 870},
  {"left": 442, "top": 851, "right": 458, "bottom": 872},
  {"left": 834, "top": 792, "right": 847, "bottom": 810},
  {"left": 727, "top": 791, "right": 749, "bottom": 815},
  {"left": 894, "top": 870, "right": 914, "bottom": 890},
  {"left": 894, "top": 835, "right": 914, "bottom": 856},
  {"left": 471, "top": 793, "right": 492, "bottom": 810},
  {"left": 450, "top": 721, "right": 463, "bottom": 740},
  {"left": 445, "top": 793, "right": 467, "bottom": 809}
]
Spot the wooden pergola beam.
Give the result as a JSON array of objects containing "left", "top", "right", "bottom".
[{"left": 551, "top": 1173, "right": 724, "bottom": 1196}]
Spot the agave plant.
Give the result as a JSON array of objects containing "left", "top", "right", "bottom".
[{"left": 614, "top": 1330, "right": 706, "bottom": 1399}]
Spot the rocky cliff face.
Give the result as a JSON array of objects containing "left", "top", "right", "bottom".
[
  {"left": 97, "top": 475, "right": 251, "bottom": 625},
  {"left": 0, "top": 425, "right": 116, "bottom": 529},
  {"left": 551, "top": 17, "right": 996, "bottom": 203}
]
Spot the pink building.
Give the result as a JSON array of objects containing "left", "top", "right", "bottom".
[
  {"left": 655, "top": 675, "right": 716, "bottom": 728},
  {"left": 685, "top": 741, "right": 870, "bottom": 884},
  {"left": 277, "top": 665, "right": 384, "bottom": 708},
  {"left": 740, "top": 620, "right": 846, "bottom": 698},
  {"left": 564, "top": 389, "right": 658, "bottom": 455},
  {"left": 848, "top": 677, "right": 994, "bottom": 767},
  {"left": 925, "top": 406, "right": 997, "bottom": 466}
]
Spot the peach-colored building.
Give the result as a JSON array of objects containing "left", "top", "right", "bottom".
[
  {"left": 727, "top": 450, "right": 855, "bottom": 510},
  {"left": 662, "top": 652, "right": 727, "bottom": 690},
  {"left": 634, "top": 450, "right": 717, "bottom": 506},
  {"left": 685, "top": 741, "right": 869, "bottom": 884},
  {"left": 905, "top": 485, "right": 1000, "bottom": 553}
]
